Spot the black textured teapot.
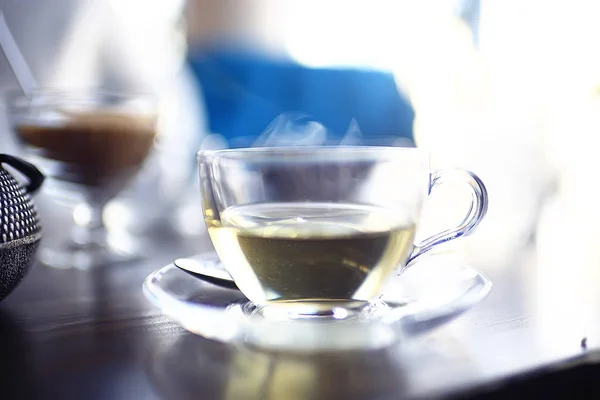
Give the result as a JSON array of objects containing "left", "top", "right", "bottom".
[{"left": 0, "top": 154, "right": 44, "bottom": 300}]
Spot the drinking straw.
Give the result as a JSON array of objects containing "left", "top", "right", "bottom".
[{"left": 0, "top": 11, "right": 37, "bottom": 96}]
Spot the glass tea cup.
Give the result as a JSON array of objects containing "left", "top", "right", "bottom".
[{"left": 198, "top": 147, "right": 488, "bottom": 318}]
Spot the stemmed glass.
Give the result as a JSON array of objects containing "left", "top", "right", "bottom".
[{"left": 7, "top": 90, "right": 158, "bottom": 268}]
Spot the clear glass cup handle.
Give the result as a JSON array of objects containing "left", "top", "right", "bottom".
[{"left": 406, "top": 169, "right": 489, "bottom": 266}]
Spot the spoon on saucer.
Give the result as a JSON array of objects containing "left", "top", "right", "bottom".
[{"left": 173, "top": 255, "right": 239, "bottom": 290}]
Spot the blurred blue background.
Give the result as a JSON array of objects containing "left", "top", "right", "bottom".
[{"left": 188, "top": 48, "right": 415, "bottom": 147}]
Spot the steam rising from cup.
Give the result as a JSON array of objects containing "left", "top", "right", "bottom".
[
  {"left": 252, "top": 112, "right": 363, "bottom": 148},
  {"left": 340, "top": 118, "right": 363, "bottom": 146}
]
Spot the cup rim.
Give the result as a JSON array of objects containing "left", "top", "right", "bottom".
[
  {"left": 198, "top": 146, "right": 428, "bottom": 161},
  {"left": 4, "top": 88, "right": 156, "bottom": 108}
]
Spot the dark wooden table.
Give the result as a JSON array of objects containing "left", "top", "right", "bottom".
[{"left": 2, "top": 221, "right": 600, "bottom": 399}]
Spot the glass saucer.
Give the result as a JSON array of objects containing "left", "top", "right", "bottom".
[{"left": 143, "top": 252, "right": 492, "bottom": 351}]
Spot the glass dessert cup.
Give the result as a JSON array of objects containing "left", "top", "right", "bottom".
[{"left": 8, "top": 90, "right": 158, "bottom": 268}]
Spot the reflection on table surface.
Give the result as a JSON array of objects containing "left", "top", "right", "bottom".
[{"left": 150, "top": 335, "right": 405, "bottom": 400}]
